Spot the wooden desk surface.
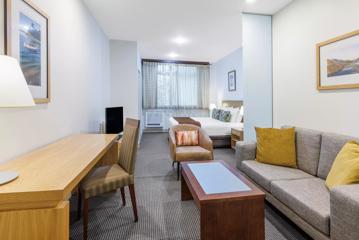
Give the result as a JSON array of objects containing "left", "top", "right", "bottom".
[{"left": 0, "top": 134, "right": 117, "bottom": 209}]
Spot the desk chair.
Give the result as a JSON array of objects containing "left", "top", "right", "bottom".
[{"left": 78, "top": 118, "right": 140, "bottom": 240}]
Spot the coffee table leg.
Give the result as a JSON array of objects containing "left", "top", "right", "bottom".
[{"left": 181, "top": 172, "right": 193, "bottom": 201}]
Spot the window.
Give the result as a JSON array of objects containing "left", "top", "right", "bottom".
[{"left": 142, "top": 61, "right": 210, "bottom": 109}]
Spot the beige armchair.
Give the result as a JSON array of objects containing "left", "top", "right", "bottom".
[{"left": 169, "top": 124, "right": 214, "bottom": 180}]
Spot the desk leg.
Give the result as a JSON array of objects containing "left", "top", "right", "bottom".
[
  {"left": 181, "top": 172, "right": 193, "bottom": 201},
  {"left": 0, "top": 201, "right": 69, "bottom": 240}
]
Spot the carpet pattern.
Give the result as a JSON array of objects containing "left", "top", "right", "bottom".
[{"left": 70, "top": 133, "right": 311, "bottom": 240}]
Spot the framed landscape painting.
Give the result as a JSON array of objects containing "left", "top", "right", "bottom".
[
  {"left": 228, "top": 70, "right": 236, "bottom": 92},
  {"left": 317, "top": 30, "right": 359, "bottom": 90},
  {"left": 5, "top": 0, "right": 50, "bottom": 103}
]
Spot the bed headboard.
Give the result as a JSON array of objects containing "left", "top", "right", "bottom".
[{"left": 221, "top": 100, "right": 243, "bottom": 108}]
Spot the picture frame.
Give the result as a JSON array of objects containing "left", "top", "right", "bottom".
[
  {"left": 317, "top": 29, "right": 359, "bottom": 90},
  {"left": 5, "top": 0, "right": 50, "bottom": 103},
  {"left": 228, "top": 70, "right": 236, "bottom": 92}
]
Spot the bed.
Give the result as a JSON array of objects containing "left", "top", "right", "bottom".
[{"left": 169, "top": 100, "right": 243, "bottom": 148}]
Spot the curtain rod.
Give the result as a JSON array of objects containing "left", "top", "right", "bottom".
[{"left": 142, "top": 59, "right": 210, "bottom": 65}]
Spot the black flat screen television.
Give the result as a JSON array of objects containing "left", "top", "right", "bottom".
[{"left": 106, "top": 107, "right": 123, "bottom": 134}]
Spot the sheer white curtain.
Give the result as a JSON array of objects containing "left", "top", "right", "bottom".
[{"left": 143, "top": 61, "right": 210, "bottom": 109}]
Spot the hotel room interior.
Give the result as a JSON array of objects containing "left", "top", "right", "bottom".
[{"left": 1, "top": 0, "right": 359, "bottom": 240}]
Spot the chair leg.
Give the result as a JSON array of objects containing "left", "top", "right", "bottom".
[
  {"left": 83, "top": 198, "right": 89, "bottom": 240},
  {"left": 77, "top": 187, "right": 82, "bottom": 220},
  {"left": 129, "top": 184, "right": 138, "bottom": 222},
  {"left": 120, "top": 187, "right": 126, "bottom": 206},
  {"left": 177, "top": 162, "right": 180, "bottom": 181}
]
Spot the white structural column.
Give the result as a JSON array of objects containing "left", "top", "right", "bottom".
[{"left": 243, "top": 13, "right": 273, "bottom": 141}]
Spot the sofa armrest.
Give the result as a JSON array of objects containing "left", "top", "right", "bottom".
[
  {"left": 198, "top": 129, "right": 214, "bottom": 159},
  {"left": 331, "top": 184, "right": 359, "bottom": 240},
  {"left": 235, "top": 141, "right": 256, "bottom": 170}
]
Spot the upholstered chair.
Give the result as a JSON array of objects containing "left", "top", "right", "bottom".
[
  {"left": 169, "top": 124, "right": 214, "bottom": 180},
  {"left": 79, "top": 118, "right": 140, "bottom": 240}
]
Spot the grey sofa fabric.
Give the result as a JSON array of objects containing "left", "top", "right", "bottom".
[
  {"left": 282, "top": 126, "right": 322, "bottom": 175},
  {"left": 236, "top": 127, "right": 359, "bottom": 240},
  {"left": 330, "top": 184, "right": 359, "bottom": 240},
  {"left": 295, "top": 127, "right": 322, "bottom": 175},
  {"left": 241, "top": 160, "right": 313, "bottom": 192},
  {"left": 235, "top": 141, "right": 256, "bottom": 170},
  {"left": 271, "top": 178, "right": 330, "bottom": 235},
  {"left": 317, "top": 133, "right": 359, "bottom": 179}
]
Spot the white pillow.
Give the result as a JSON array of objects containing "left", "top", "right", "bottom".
[
  {"left": 219, "top": 107, "right": 240, "bottom": 123},
  {"left": 230, "top": 108, "right": 240, "bottom": 122}
]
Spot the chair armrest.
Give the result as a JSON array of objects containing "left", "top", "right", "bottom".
[
  {"left": 198, "top": 129, "right": 214, "bottom": 159},
  {"left": 331, "top": 184, "right": 359, "bottom": 240},
  {"left": 235, "top": 141, "right": 256, "bottom": 170},
  {"left": 169, "top": 130, "right": 176, "bottom": 161}
]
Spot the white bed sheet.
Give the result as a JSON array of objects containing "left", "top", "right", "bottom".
[{"left": 169, "top": 117, "right": 243, "bottom": 136}]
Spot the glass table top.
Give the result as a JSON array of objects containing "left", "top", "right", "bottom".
[{"left": 188, "top": 162, "right": 251, "bottom": 195}]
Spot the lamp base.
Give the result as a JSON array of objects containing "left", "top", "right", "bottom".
[{"left": 0, "top": 171, "right": 19, "bottom": 185}]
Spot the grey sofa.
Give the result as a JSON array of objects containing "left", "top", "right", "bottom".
[{"left": 235, "top": 127, "right": 359, "bottom": 240}]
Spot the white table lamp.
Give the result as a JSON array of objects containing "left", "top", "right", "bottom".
[
  {"left": 0, "top": 55, "right": 35, "bottom": 185},
  {"left": 209, "top": 103, "right": 216, "bottom": 110},
  {"left": 209, "top": 103, "right": 216, "bottom": 117}
]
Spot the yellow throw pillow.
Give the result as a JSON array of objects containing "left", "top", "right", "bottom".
[
  {"left": 325, "top": 141, "right": 359, "bottom": 190},
  {"left": 255, "top": 127, "right": 297, "bottom": 168}
]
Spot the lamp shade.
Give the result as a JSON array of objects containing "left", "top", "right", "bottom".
[
  {"left": 209, "top": 103, "right": 216, "bottom": 110},
  {"left": 0, "top": 55, "right": 35, "bottom": 107}
]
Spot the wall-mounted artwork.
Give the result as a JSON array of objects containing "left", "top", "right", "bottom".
[
  {"left": 5, "top": 0, "right": 50, "bottom": 103},
  {"left": 317, "top": 30, "right": 359, "bottom": 90},
  {"left": 228, "top": 70, "right": 236, "bottom": 92}
]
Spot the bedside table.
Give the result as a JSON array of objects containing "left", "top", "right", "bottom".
[{"left": 231, "top": 128, "right": 244, "bottom": 150}]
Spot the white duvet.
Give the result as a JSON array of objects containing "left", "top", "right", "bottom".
[{"left": 169, "top": 117, "right": 243, "bottom": 136}]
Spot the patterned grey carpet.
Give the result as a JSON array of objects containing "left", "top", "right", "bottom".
[{"left": 70, "top": 133, "right": 311, "bottom": 240}]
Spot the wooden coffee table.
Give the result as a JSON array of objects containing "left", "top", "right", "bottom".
[{"left": 181, "top": 160, "right": 265, "bottom": 240}]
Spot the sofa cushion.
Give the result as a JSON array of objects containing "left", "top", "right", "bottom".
[
  {"left": 271, "top": 178, "right": 330, "bottom": 235},
  {"left": 318, "top": 133, "right": 359, "bottom": 179},
  {"left": 326, "top": 141, "right": 359, "bottom": 190},
  {"left": 295, "top": 127, "right": 322, "bottom": 175},
  {"left": 282, "top": 126, "right": 322, "bottom": 176},
  {"left": 255, "top": 127, "right": 297, "bottom": 168},
  {"left": 241, "top": 160, "right": 313, "bottom": 192},
  {"left": 175, "top": 146, "right": 212, "bottom": 161}
]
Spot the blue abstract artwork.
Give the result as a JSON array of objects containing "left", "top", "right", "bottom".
[{"left": 19, "top": 13, "right": 41, "bottom": 86}]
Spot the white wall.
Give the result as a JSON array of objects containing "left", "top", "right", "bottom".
[
  {"left": 273, "top": 0, "right": 359, "bottom": 136},
  {"left": 0, "top": 0, "right": 110, "bottom": 162},
  {"left": 243, "top": 14, "right": 273, "bottom": 141},
  {"left": 109, "top": 40, "right": 140, "bottom": 120},
  {"left": 210, "top": 48, "right": 243, "bottom": 106}
]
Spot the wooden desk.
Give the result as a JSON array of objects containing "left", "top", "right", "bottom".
[{"left": 0, "top": 134, "right": 118, "bottom": 240}]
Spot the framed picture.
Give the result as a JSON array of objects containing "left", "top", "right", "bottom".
[
  {"left": 5, "top": 0, "right": 50, "bottom": 103},
  {"left": 317, "top": 30, "right": 359, "bottom": 90},
  {"left": 228, "top": 70, "right": 236, "bottom": 92}
]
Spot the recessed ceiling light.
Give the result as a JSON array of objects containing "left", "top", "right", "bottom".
[
  {"left": 168, "top": 52, "right": 179, "bottom": 58},
  {"left": 246, "top": 0, "right": 256, "bottom": 3},
  {"left": 172, "top": 36, "right": 189, "bottom": 45}
]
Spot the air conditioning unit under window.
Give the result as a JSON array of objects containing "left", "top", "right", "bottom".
[{"left": 145, "top": 111, "right": 163, "bottom": 128}]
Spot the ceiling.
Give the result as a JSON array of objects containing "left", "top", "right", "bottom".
[{"left": 84, "top": 0, "right": 293, "bottom": 63}]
